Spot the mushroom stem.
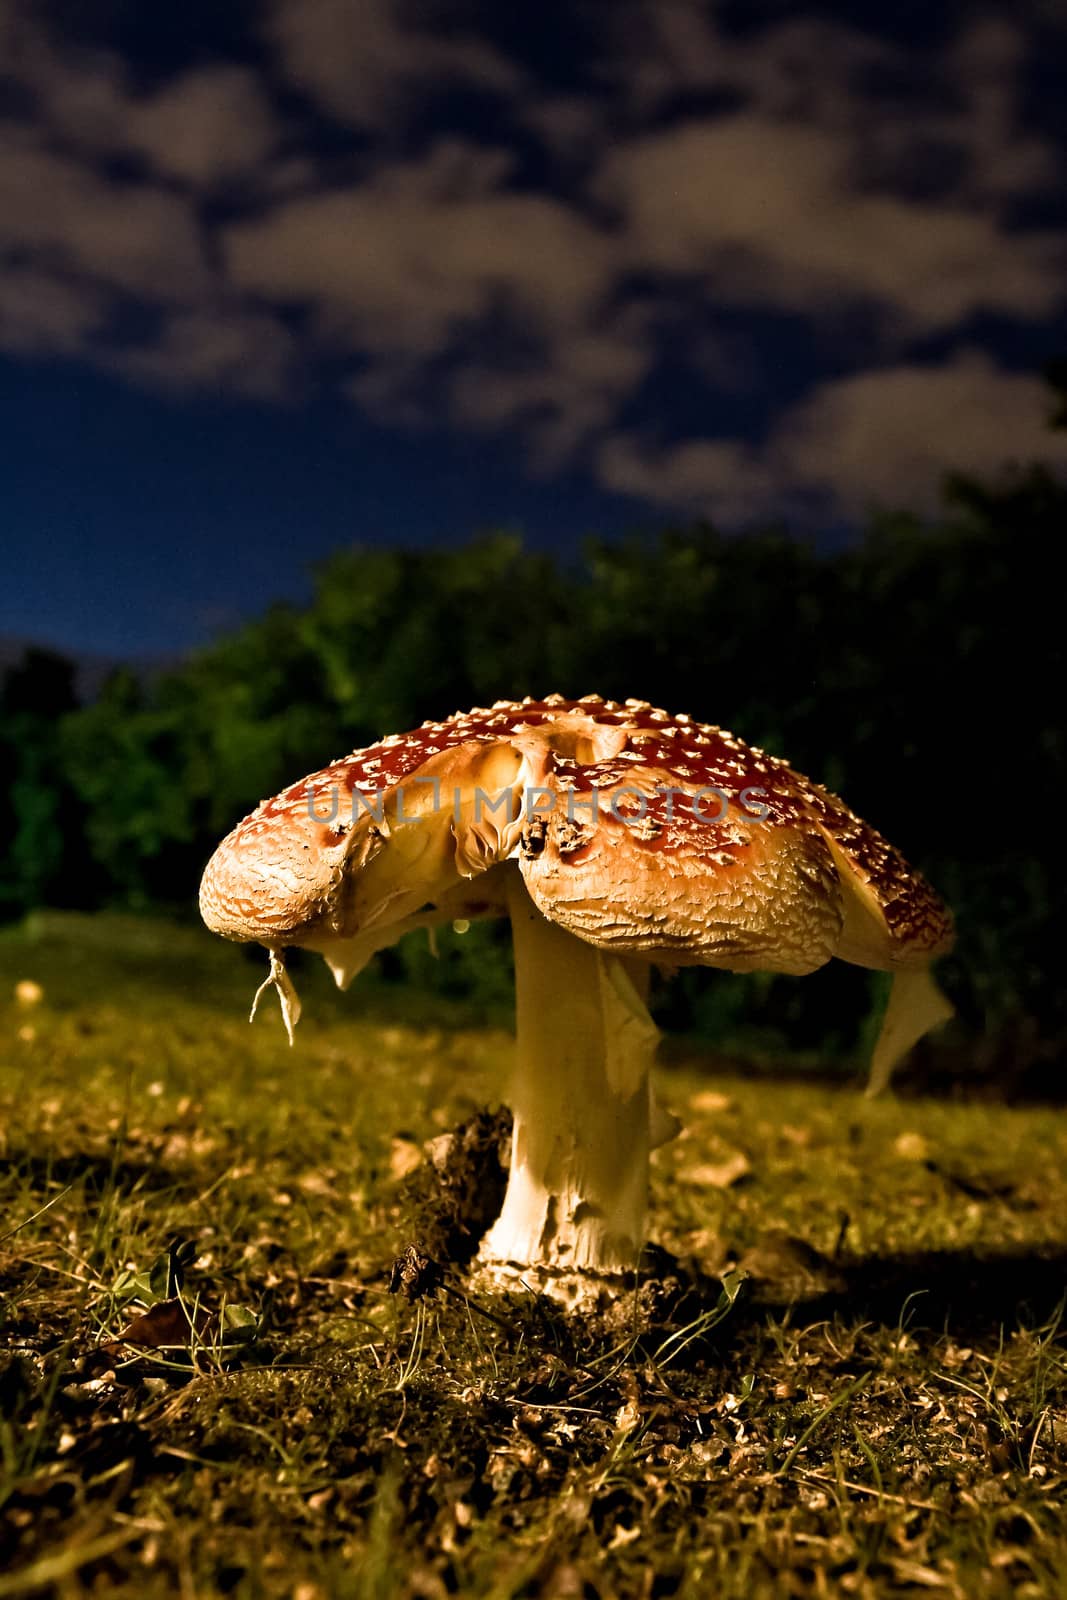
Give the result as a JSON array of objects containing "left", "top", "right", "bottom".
[{"left": 481, "top": 874, "right": 663, "bottom": 1275}]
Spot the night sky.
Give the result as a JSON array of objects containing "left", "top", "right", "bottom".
[{"left": 2, "top": 0, "right": 1065, "bottom": 660}]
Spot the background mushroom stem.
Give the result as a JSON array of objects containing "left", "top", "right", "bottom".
[{"left": 480, "top": 874, "right": 665, "bottom": 1275}]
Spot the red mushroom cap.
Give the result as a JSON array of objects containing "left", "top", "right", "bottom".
[{"left": 199, "top": 694, "right": 953, "bottom": 978}]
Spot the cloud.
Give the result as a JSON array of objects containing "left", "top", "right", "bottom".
[
  {"left": 588, "top": 1, "right": 893, "bottom": 126},
  {"left": 0, "top": 4, "right": 287, "bottom": 391},
  {"left": 226, "top": 139, "right": 636, "bottom": 455},
  {"left": 122, "top": 67, "right": 279, "bottom": 186},
  {"left": 584, "top": 5, "right": 1062, "bottom": 335},
  {"left": 589, "top": 0, "right": 1059, "bottom": 210},
  {"left": 599, "top": 433, "right": 761, "bottom": 525},
  {"left": 774, "top": 353, "right": 1067, "bottom": 513},
  {"left": 0, "top": 129, "right": 209, "bottom": 301},
  {"left": 599, "top": 353, "right": 1067, "bottom": 522},
  {"left": 942, "top": 19, "right": 1058, "bottom": 202},
  {"left": 108, "top": 308, "right": 298, "bottom": 399},
  {"left": 266, "top": 0, "right": 522, "bottom": 129},
  {"left": 442, "top": 319, "right": 654, "bottom": 466},
  {"left": 0, "top": 3, "right": 279, "bottom": 187},
  {"left": 234, "top": 4, "right": 1065, "bottom": 466},
  {"left": 226, "top": 141, "right": 611, "bottom": 348},
  {"left": 597, "top": 115, "right": 1063, "bottom": 336},
  {"left": 0, "top": 0, "right": 1064, "bottom": 519},
  {"left": 0, "top": 267, "right": 107, "bottom": 357}
]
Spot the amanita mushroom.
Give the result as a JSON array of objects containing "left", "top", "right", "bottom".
[{"left": 199, "top": 695, "right": 953, "bottom": 1284}]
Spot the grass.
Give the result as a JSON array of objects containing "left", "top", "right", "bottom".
[{"left": 0, "top": 911, "right": 1065, "bottom": 1598}]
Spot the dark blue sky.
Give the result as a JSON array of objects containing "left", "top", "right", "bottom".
[
  {"left": 0, "top": 359, "right": 643, "bottom": 656},
  {"left": 1, "top": 0, "right": 1065, "bottom": 659}
]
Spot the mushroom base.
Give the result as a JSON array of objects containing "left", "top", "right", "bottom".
[
  {"left": 479, "top": 875, "right": 670, "bottom": 1280},
  {"left": 467, "top": 1257, "right": 641, "bottom": 1313}
]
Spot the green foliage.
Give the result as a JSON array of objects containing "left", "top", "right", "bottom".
[
  {"left": 1, "top": 471, "right": 1062, "bottom": 1070},
  {"left": 0, "top": 650, "right": 85, "bottom": 914}
]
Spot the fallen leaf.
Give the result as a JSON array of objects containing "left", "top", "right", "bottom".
[
  {"left": 390, "top": 1136, "right": 423, "bottom": 1179},
  {"left": 683, "top": 1152, "right": 751, "bottom": 1188},
  {"left": 688, "top": 1089, "right": 734, "bottom": 1114},
  {"left": 110, "top": 1297, "right": 213, "bottom": 1351},
  {"left": 894, "top": 1131, "right": 930, "bottom": 1162}
]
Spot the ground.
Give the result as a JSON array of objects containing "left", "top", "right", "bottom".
[{"left": 1, "top": 913, "right": 1065, "bottom": 1600}]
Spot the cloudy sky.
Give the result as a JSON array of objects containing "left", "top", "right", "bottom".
[{"left": 2, "top": 0, "right": 1065, "bottom": 657}]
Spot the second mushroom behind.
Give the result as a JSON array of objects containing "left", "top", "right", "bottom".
[{"left": 199, "top": 695, "right": 954, "bottom": 1288}]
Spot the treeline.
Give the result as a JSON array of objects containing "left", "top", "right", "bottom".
[{"left": 1, "top": 468, "right": 1063, "bottom": 1084}]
